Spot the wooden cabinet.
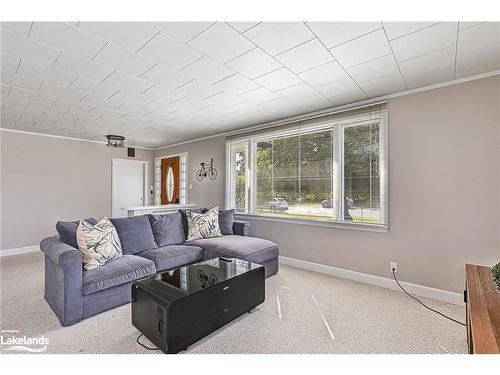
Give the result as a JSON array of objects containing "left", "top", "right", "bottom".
[{"left": 465, "top": 264, "right": 500, "bottom": 353}]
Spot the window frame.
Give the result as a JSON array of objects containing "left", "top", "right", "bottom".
[{"left": 225, "top": 110, "right": 388, "bottom": 232}]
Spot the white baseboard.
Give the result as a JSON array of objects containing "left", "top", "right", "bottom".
[
  {"left": 279, "top": 256, "right": 463, "bottom": 305},
  {"left": 0, "top": 245, "right": 40, "bottom": 257}
]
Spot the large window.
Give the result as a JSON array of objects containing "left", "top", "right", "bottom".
[{"left": 226, "top": 111, "right": 387, "bottom": 227}]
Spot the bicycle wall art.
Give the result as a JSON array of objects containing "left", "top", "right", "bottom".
[{"left": 196, "top": 158, "right": 217, "bottom": 181}]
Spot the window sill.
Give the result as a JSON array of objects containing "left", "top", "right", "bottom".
[{"left": 234, "top": 213, "right": 388, "bottom": 233}]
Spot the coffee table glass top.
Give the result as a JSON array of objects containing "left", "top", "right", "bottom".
[{"left": 140, "top": 257, "right": 263, "bottom": 301}]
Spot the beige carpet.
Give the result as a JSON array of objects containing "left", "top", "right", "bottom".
[{"left": 0, "top": 252, "right": 467, "bottom": 354}]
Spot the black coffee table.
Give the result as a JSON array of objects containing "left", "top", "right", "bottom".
[{"left": 131, "top": 257, "right": 265, "bottom": 353}]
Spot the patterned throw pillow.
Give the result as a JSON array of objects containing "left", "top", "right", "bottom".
[
  {"left": 76, "top": 218, "right": 122, "bottom": 270},
  {"left": 186, "top": 206, "right": 223, "bottom": 241}
]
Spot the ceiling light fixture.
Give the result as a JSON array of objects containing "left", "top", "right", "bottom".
[{"left": 105, "top": 135, "right": 126, "bottom": 148}]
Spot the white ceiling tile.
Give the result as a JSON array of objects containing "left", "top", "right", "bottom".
[
  {"left": 1, "top": 93, "right": 29, "bottom": 108},
  {"left": 399, "top": 47, "right": 455, "bottom": 89},
  {"left": 459, "top": 22, "right": 483, "bottom": 31},
  {"left": 69, "top": 76, "right": 120, "bottom": 98},
  {"left": 0, "top": 53, "right": 20, "bottom": 73},
  {"left": 1, "top": 83, "right": 11, "bottom": 95},
  {"left": 10, "top": 119, "right": 38, "bottom": 131},
  {"left": 225, "top": 48, "right": 282, "bottom": 79},
  {"left": 17, "top": 59, "right": 77, "bottom": 86},
  {"left": 53, "top": 97, "right": 95, "bottom": 112},
  {"left": 188, "top": 23, "right": 255, "bottom": 63},
  {"left": 228, "top": 22, "right": 260, "bottom": 33},
  {"left": 139, "top": 62, "right": 194, "bottom": 89},
  {"left": 331, "top": 29, "right": 392, "bottom": 67},
  {"left": 289, "top": 94, "right": 332, "bottom": 111},
  {"left": 119, "top": 113, "right": 152, "bottom": 125},
  {"left": 39, "top": 82, "right": 88, "bottom": 101},
  {"left": 19, "top": 111, "right": 51, "bottom": 125},
  {"left": 235, "top": 86, "right": 280, "bottom": 104},
  {"left": 244, "top": 22, "right": 315, "bottom": 56},
  {"left": 307, "top": 22, "right": 381, "bottom": 48},
  {"left": 0, "top": 22, "right": 32, "bottom": 37},
  {"left": 28, "top": 101, "right": 68, "bottom": 115},
  {"left": 9, "top": 86, "right": 57, "bottom": 104},
  {"left": 382, "top": 22, "right": 437, "bottom": 40},
  {"left": 391, "top": 22, "right": 458, "bottom": 62},
  {"left": 54, "top": 53, "right": 114, "bottom": 81},
  {"left": 1, "top": 70, "right": 43, "bottom": 91},
  {"left": 152, "top": 22, "right": 214, "bottom": 44},
  {"left": 0, "top": 29, "right": 60, "bottom": 66},
  {"left": 1, "top": 112, "right": 20, "bottom": 123},
  {"left": 456, "top": 23, "right": 500, "bottom": 77},
  {"left": 30, "top": 22, "right": 107, "bottom": 60},
  {"left": 275, "top": 39, "right": 333, "bottom": 73},
  {"left": 180, "top": 56, "right": 234, "bottom": 84},
  {"left": 78, "top": 22, "right": 159, "bottom": 52},
  {"left": 329, "top": 89, "right": 368, "bottom": 106},
  {"left": 95, "top": 115, "right": 126, "bottom": 126},
  {"left": 275, "top": 83, "right": 320, "bottom": 100},
  {"left": 357, "top": 72, "right": 406, "bottom": 97},
  {"left": 174, "top": 82, "right": 224, "bottom": 101},
  {"left": 139, "top": 84, "right": 177, "bottom": 101},
  {"left": 137, "top": 31, "right": 202, "bottom": 69},
  {"left": 82, "top": 94, "right": 123, "bottom": 110},
  {"left": 110, "top": 89, "right": 152, "bottom": 106},
  {"left": 211, "top": 73, "right": 259, "bottom": 95},
  {"left": 315, "top": 77, "right": 361, "bottom": 99},
  {"left": 298, "top": 61, "right": 348, "bottom": 87},
  {"left": 93, "top": 42, "right": 157, "bottom": 76},
  {"left": 88, "top": 105, "right": 127, "bottom": 119},
  {"left": 102, "top": 70, "right": 154, "bottom": 93},
  {"left": 457, "top": 22, "right": 500, "bottom": 54},
  {"left": 347, "top": 54, "right": 400, "bottom": 82},
  {"left": 254, "top": 67, "right": 302, "bottom": 91}
]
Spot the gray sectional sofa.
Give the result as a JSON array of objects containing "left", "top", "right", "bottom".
[{"left": 40, "top": 210, "right": 279, "bottom": 326}]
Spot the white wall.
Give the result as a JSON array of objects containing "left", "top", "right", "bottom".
[
  {"left": 155, "top": 75, "right": 500, "bottom": 293},
  {"left": 0, "top": 132, "right": 155, "bottom": 250}
]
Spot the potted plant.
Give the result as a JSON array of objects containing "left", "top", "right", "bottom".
[{"left": 492, "top": 262, "right": 500, "bottom": 290}]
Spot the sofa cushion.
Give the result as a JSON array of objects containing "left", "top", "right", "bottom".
[
  {"left": 82, "top": 255, "right": 155, "bottom": 295},
  {"left": 110, "top": 215, "right": 157, "bottom": 255},
  {"left": 147, "top": 212, "right": 185, "bottom": 247},
  {"left": 56, "top": 218, "right": 97, "bottom": 249},
  {"left": 185, "top": 235, "right": 279, "bottom": 264},
  {"left": 218, "top": 209, "right": 235, "bottom": 235},
  {"left": 138, "top": 245, "right": 203, "bottom": 272},
  {"left": 179, "top": 208, "right": 206, "bottom": 238}
]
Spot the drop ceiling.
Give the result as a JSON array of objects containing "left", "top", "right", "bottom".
[{"left": 1, "top": 21, "right": 499, "bottom": 148}]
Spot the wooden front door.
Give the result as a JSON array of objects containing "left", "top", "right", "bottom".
[{"left": 161, "top": 157, "right": 180, "bottom": 204}]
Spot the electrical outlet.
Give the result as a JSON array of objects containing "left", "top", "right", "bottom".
[{"left": 390, "top": 262, "right": 398, "bottom": 273}]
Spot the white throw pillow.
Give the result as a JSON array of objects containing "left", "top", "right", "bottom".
[
  {"left": 186, "top": 207, "right": 222, "bottom": 241},
  {"left": 76, "top": 218, "right": 122, "bottom": 270}
]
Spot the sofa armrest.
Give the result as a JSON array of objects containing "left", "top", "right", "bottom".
[
  {"left": 40, "top": 236, "right": 83, "bottom": 326},
  {"left": 40, "top": 236, "right": 82, "bottom": 269},
  {"left": 233, "top": 220, "right": 250, "bottom": 236}
]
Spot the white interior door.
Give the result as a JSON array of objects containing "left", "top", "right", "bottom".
[{"left": 112, "top": 159, "right": 146, "bottom": 218}]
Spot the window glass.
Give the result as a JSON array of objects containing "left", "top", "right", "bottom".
[{"left": 343, "top": 122, "right": 380, "bottom": 223}]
